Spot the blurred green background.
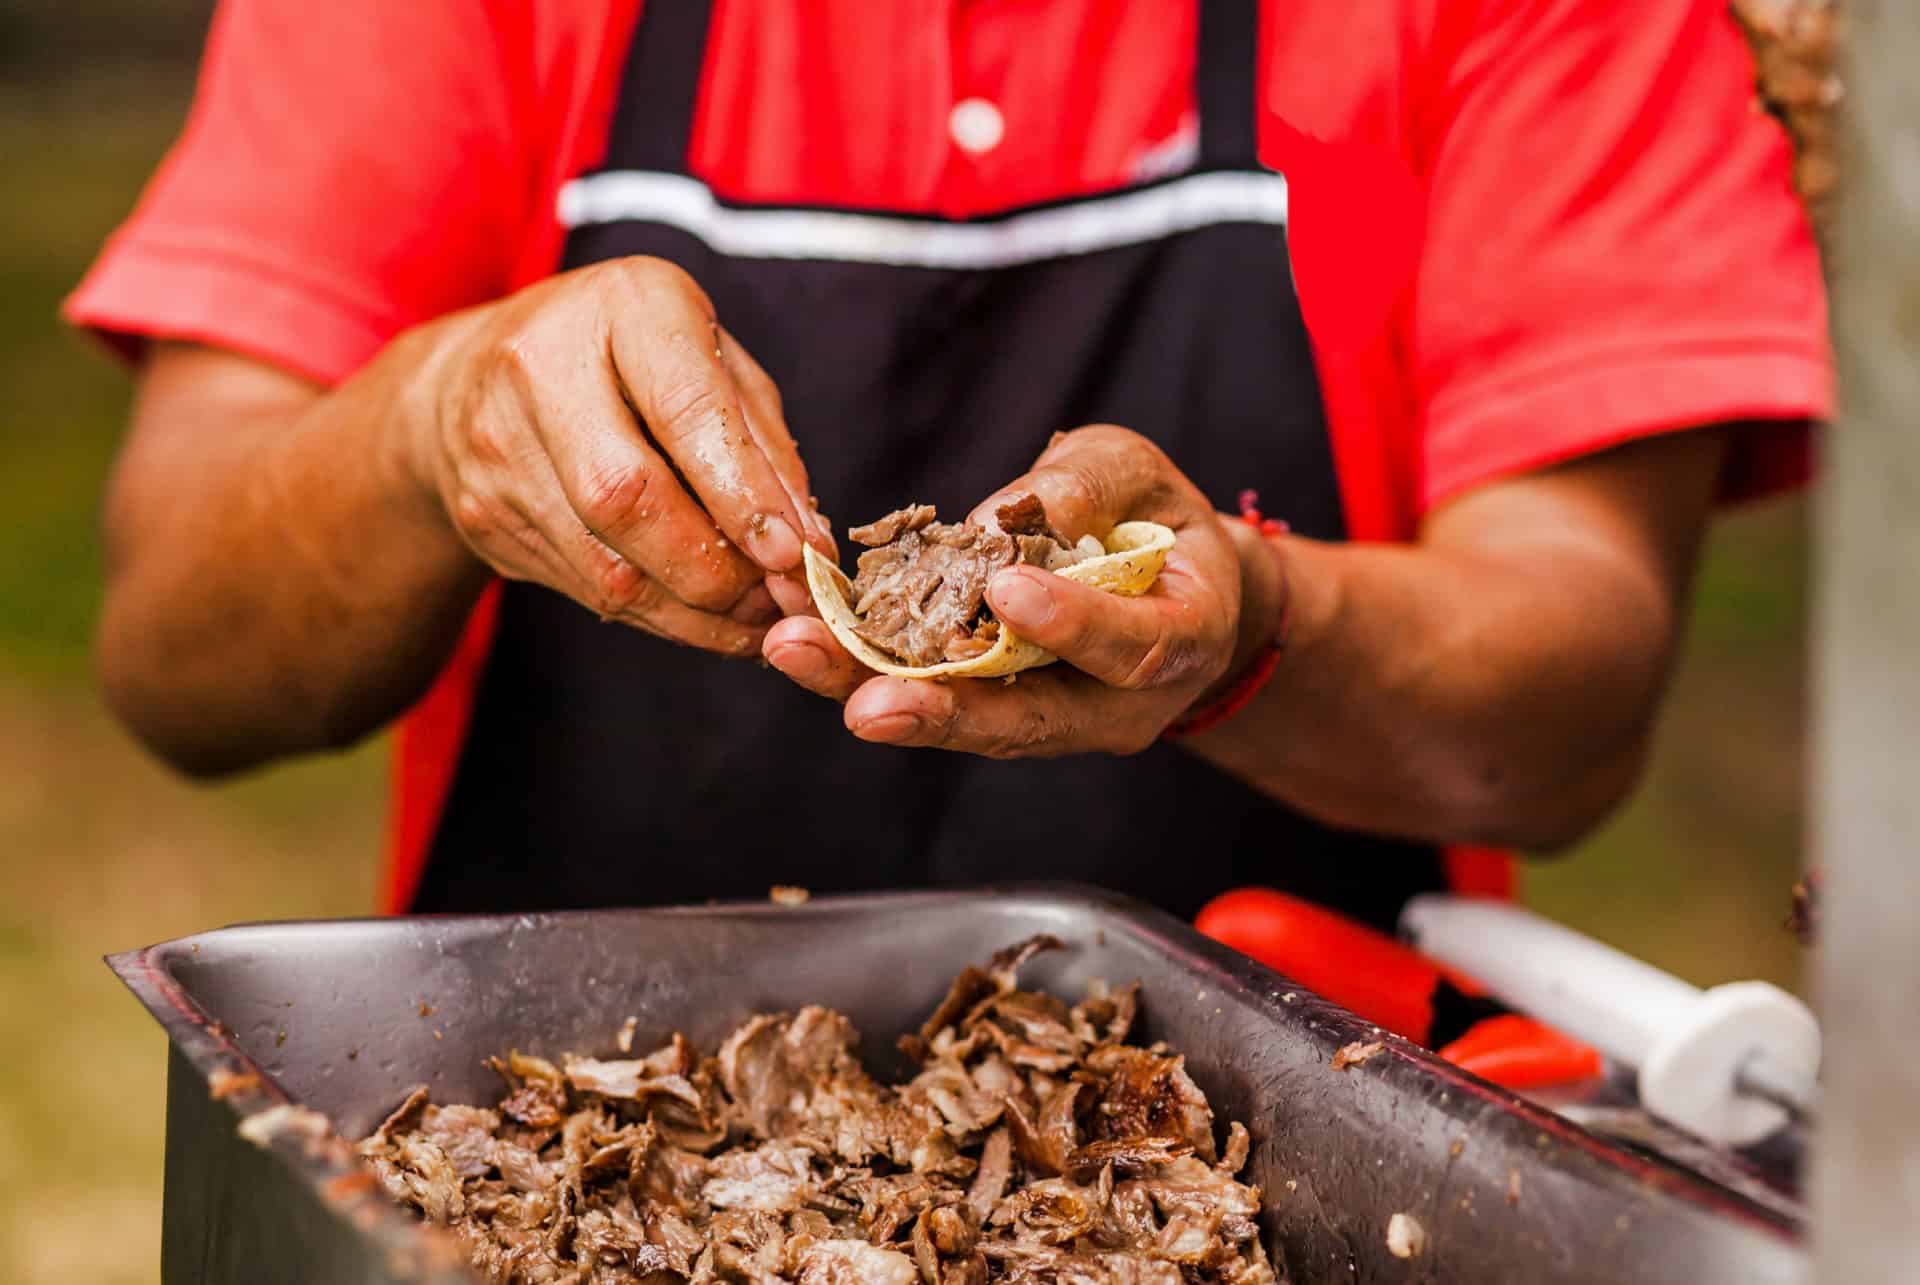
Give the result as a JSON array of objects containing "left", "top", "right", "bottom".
[{"left": 0, "top": 5, "right": 1814, "bottom": 1282}]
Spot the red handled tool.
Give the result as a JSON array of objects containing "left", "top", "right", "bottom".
[{"left": 1195, "top": 887, "right": 1603, "bottom": 1090}]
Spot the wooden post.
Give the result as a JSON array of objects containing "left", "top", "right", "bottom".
[{"left": 1810, "top": 1, "right": 1920, "bottom": 1279}]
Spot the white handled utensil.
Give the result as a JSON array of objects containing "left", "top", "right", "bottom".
[{"left": 1400, "top": 895, "right": 1819, "bottom": 1146}]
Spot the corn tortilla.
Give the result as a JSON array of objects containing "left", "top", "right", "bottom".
[{"left": 803, "top": 520, "right": 1177, "bottom": 680}]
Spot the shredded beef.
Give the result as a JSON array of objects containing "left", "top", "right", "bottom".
[
  {"left": 363, "top": 936, "right": 1275, "bottom": 1284},
  {"left": 842, "top": 496, "right": 1092, "bottom": 667}
]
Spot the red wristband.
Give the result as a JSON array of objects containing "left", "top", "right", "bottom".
[{"left": 1162, "top": 491, "right": 1290, "bottom": 740}]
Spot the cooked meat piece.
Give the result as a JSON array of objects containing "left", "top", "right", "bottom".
[
  {"left": 965, "top": 1125, "right": 1014, "bottom": 1226},
  {"left": 987, "top": 934, "right": 1067, "bottom": 988},
  {"left": 1330, "top": 1040, "right": 1385, "bottom": 1071},
  {"left": 850, "top": 504, "right": 938, "bottom": 547},
  {"left": 495, "top": 1140, "right": 554, "bottom": 1194},
  {"left": 902, "top": 968, "right": 998, "bottom": 1062},
  {"left": 905, "top": 1060, "right": 1004, "bottom": 1136},
  {"left": 1218, "top": 1120, "right": 1251, "bottom": 1176},
  {"left": 981, "top": 1242, "right": 1187, "bottom": 1285},
  {"left": 993, "top": 494, "right": 1055, "bottom": 540},
  {"left": 419, "top": 1104, "right": 501, "bottom": 1179},
  {"left": 366, "top": 1085, "right": 430, "bottom": 1147},
  {"left": 717, "top": 1009, "right": 847, "bottom": 1139},
  {"left": 1084, "top": 1046, "right": 1217, "bottom": 1163},
  {"left": 562, "top": 1057, "right": 707, "bottom": 1116},
  {"left": 702, "top": 1143, "right": 818, "bottom": 1213},
  {"left": 927, "top": 1203, "right": 977, "bottom": 1256},
  {"left": 493, "top": 1051, "right": 570, "bottom": 1129},
  {"left": 843, "top": 499, "right": 1085, "bottom": 666},
  {"left": 795, "top": 1238, "right": 920, "bottom": 1285},
  {"left": 1004, "top": 1082, "right": 1082, "bottom": 1177},
  {"left": 629, "top": 1133, "right": 710, "bottom": 1214},
  {"left": 363, "top": 937, "right": 1274, "bottom": 1284},
  {"left": 1064, "top": 1136, "right": 1193, "bottom": 1184},
  {"left": 1070, "top": 980, "right": 1139, "bottom": 1048},
  {"left": 848, "top": 518, "right": 1018, "bottom": 666}
]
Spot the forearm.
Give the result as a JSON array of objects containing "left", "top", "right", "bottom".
[
  {"left": 1184, "top": 431, "right": 1727, "bottom": 850},
  {"left": 1185, "top": 536, "right": 1663, "bottom": 848},
  {"left": 98, "top": 329, "right": 484, "bottom": 776}
]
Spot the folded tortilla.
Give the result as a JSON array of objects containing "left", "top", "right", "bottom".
[{"left": 802, "top": 520, "right": 1176, "bottom": 680}]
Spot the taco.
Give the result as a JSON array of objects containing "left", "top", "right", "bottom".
[{"left": 802, "top": 492, "right": 1175, "bottom": 679}]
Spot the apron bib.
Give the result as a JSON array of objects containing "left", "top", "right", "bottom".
[{"left": 415, "top": 0, "right": 1445, "bottom": 930}]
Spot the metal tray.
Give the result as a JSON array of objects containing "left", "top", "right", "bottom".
[{"left": 108, "top": 885, "right": 1803, "bottom": 1283}]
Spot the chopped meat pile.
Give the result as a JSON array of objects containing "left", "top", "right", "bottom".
[
  {"left": 845, "top": 495, "right": 1096, "bottom": 667},
  {"left": 360, "top": 936, "right": 1275, "bottom": 1284}
]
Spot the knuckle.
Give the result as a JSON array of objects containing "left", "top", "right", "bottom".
[
  {"left": 465, "top": 415, "right": 514, "bottom": 467},
  {"left": 667, "top": 561, "right": 743, "bottom": 615},
  {"left": 609, "top": 256, "right": 713, "bottom": 317},
  {"left": 449, "top": 490, "right": 545, "bottom": 580},
  {"left": 648, "top": 372, "right": 727, "bottom": 443},
  {"left": 620, "top": 254, "right": 693, "bottom": 294},
  {"left": 494, "top": 330, "right": 545, "bottom": 385},
  {"left": 589, "top": 554, "right": 651, "bottom": 619},
  {"left": 1080, "top": 422, "right": 1157, "bottom": 458},
  {"left": 984, "top": 706, "right": 1055, "bottom": 760},
  {"left": 1049, "top": 456, "right": 1110, "bottom": 510},
  {"left": 1116, "top": 630, "right": 1178, "bottom": 691},
  {"left": 577, "top": 464, "right": 654, "bottom": 539},
  {"left": 450, "top": 490, "right": 496, "bottom": 542}
]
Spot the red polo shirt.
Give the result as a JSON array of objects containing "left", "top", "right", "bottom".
[{"left": 67, "top": 0, "right": 1831, "bottom": 906}]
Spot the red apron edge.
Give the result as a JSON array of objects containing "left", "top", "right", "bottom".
[{"left": 382, "top": 580, "right": 505, "bottom": 914}]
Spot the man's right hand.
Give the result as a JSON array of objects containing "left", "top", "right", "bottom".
[
  {"left": 402, "top": 255, "right": 833, "bottom": 655},
  {"left": 97, "top": 257, "right": 834, "bottom": 776}
]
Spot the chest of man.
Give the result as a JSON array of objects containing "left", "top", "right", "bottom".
[{"left": 531, "top": 0, "right": 1436, "bottom": 220}]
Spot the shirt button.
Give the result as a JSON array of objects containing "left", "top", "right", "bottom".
[{"left": 949, "top": 97, "right": 1005, "bottom": 155}]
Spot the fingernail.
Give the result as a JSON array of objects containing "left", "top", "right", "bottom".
[
  {"left": 853, "top": 712, "right": 924, "bottom": 744},
  {"left": 744, "top": 514, "right": 802, "bottom": 572},
  {"left": 767, "top": 639, "right": 829, "bottom": 682},
  {"left": 730, "top": 582, "right": 778, "bottom": 624},
  {"left": 988, "top": 569, "right": 1052, "bottom": 627}
]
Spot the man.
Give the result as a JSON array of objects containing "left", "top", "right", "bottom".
[{"left": 69, "top": 1, "right": 1828, "bottom": 929}]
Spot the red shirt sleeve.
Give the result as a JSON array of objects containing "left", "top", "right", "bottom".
[
  {"left": 64, "top": 0, "right": 540, "bottom": 386},
  {"left": 1410, "top": 0, "right": 1833, "bottom": 511}
]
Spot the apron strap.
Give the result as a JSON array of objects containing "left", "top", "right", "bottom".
[
  {"left": 602, "top": 0, "right": 718, "bottom": 175},
  {"left": 1196, "top": 0, "right": 1264, "bottom": 172}
]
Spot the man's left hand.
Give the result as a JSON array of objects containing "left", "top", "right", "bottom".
[{"left": 764, "top": 425, "right": 1278, "bottom": 756}]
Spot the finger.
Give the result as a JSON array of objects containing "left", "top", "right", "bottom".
[
  {"left": 604, "top": 263, "right": 812, "bottom": 572},
  {"left": 984, "top": 565, "right": 1220, "bottom": 691},
  {"left": 481, "top": 424, "right": 778, "bottom": 629},
  {"left": 717, "top": 326, "right": 832, "bottom": 617},
  {"left": 524, "top": 353, "right": 768, "bottom": 616},
  {"left": 766, "top": 572, "right": 817, "bottom": 618},
  {"left": 717, "top": 326, "right": 836, "bottom": 557},
  {"left": 454, "top": 479, "right": 772, "bottom": 655},
  {"left": 844, "top": 670, "right": 1153, "bottom": 758},
  {"left": 610, "top": 578, "right": 772, "bottom": 658},
  {"left": 762, "top": 616, "right": 873, "bottom": 701},
  {"left": 966, "top": 424, "right": 1177, "bottom": 539}
]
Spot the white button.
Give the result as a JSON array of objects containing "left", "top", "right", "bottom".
[{"left": 949, "top": 97, "right": 1005, "bottom": 155}]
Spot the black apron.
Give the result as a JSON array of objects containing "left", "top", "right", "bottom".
[{"left": 414, "top": 0, "right": 1445, "bottom": 931}]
